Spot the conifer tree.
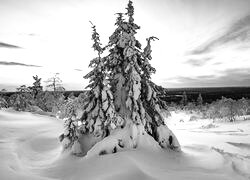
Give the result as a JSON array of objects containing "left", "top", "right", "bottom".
[
  {"left": 60, "top": 22, "right": 119, "bottom": 155},
  {"left": 80, "top": 22, "right": 119, "bottom": 138},
  {"left": 197, "top": 93, "right": 203, "bottom": 107},
  {"left": 180, "top": 91, "right": 188, "bottom": 107},
  {"left": 60, "top": 98, "right": 82, "bottom": 155},
  {"left": 29, "top": 75, "right": 43, "bottom": 98},
  {"left": 105, "top": 1, "right": 167, "bottom": 134},
  {"left": 61, "top": 0, "right": 180, "bottom": 156}
]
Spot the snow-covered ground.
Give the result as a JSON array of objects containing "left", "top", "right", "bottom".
[{"left": 0, "top": 109, "right": 249, "bottom": 180}]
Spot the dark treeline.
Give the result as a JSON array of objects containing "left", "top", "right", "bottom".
[
  {"left": 0, "top": 90, "right": 85, "bottom": 99},
  {"left": 2, "top": 87, "right": 250, "bottom": 104},
  {"left": 164, "top": 87, "right": 250, "bottom": 104}
]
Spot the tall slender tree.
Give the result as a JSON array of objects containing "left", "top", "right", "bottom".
[
  {"left": 80, "top": 21, "right": 119, "bottom": 137},
  {"left": 29, "top": 75, "right": 43, "bottom": 98},
  {"left": 60, "top": 22, "right": 119, "bottom": 155},
  {"left": 45, "top": 73, "right": 65, "bottom": 92},
  {"left": 180, "top": 91, "right": 188, "bottom": 107},
  {"left": 197, "top": 93, "right": 203, "bottom": 109}
]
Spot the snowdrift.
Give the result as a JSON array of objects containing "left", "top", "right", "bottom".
[{"left": 0, "top": 109, "right": 249, "bottom": 180}]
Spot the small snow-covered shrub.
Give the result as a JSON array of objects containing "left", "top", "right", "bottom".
[
  {"left": 242, "top": 115, "right": 250, "bottom": 121},
  {"left": 61, "top": 116, "right": 83, "bottom": 156},
  {"left": 203, "top": 97, "right": 250, "bottom": 122},
  {"left": 0, "top": 96, "right": 8, "bottom": 109},
  {"left": 39, "top": 91, "right": 65, "bottom": 113},
  {"left": 189, "top": 115, "right": 199, "bottom": 121},
  {"left": 200, "top": 123, "right": 218, "bottom": 129},
  {"left": 8, "top": 92, "right": 34, "bottom": 111},
  {"left": 57, "top": 93, "right": 87, "bottom": 120}
]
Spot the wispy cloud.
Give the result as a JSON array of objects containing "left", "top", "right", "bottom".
[
  {"left": 28, "top": 33, "right": 36, "bottom": 36},
  {"left": 74, "top": 69, "right": 83, "bottom": 71},
  {"left": 189, "top": 14, "right": 250, "bottom": 55},
  {"left": 0, "top": 61, "right": 42, "bottom": 67},
  {"left": 189, "top": 45, "right": 212, "bottom": 55},
  {"left": 212, "top": 62, "right": 223, "bottom": 66},
  {"left": 0, "top": 42, "right": 21, "bottom": 49},
  {"left": 18, "top": 33, "right": 37, "bottom": 36},
  {"left": 185, "top": 57, "right": 212, "bottom": 67},
  {"left": 164, "top": 68, "right": 250, "bottom": 87}
]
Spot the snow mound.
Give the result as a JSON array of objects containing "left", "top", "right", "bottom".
[
  {"left": 86, "top": 123, "right": 161, "bottom": 158},
  {"left": 212, "top": 147, "right": 250, "bottom": 179},
  {"left": 0, "top": 110, "right": 62, "bottom": 180},
  {"left": 85, "top": 123, "right": 181, "bottom": 158},
  {"left": 227, "top": 142, "right": 250, "bottom": 150},
  {"left": 157, "top": 125, "right": 181, "bottom": 151}
]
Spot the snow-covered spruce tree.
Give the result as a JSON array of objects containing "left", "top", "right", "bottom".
[
  {"left": 60, "top": 98, "right": 83, "bottom": 156},
  {"left": 79, "top": 21, "right": 121, "bottom": 140},
  {"left": 99, "top": 1, "right": 180, "bottom": 152},
  {"left": 60, "top": 22, "right": 120, "bottom": 156},
  {"left": 61, "top": 0, "right": 180, "bottom": 156}
]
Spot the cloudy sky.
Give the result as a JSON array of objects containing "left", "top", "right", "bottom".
[{"left": 1, "top": 0, "right": 250, "bottom": 91}]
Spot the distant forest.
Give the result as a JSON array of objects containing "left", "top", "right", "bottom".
[
  {"left": 164, "top": 87, "right": 250, "bottom": 104},
  {"left": 2, "top": 87, "right": 250, "bottom": 104}
]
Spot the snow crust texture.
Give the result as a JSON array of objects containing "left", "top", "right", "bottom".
[{"left": 0, "top": 109, "right": 250, "bottom": 180}]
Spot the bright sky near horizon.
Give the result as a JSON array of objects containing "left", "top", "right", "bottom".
[{"left": 0, "top": 0, "right": 250, "bottom": 91}]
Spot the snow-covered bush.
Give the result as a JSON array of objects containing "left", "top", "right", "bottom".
[
  {"left": 200, "top": 123, "right": 218, "bottom": 129},
  {"left": 189, "top": 115, "right": 199, "bottom": 121},
  {"left": 56, "top": 93, "right": 87, "bottom": 120},
  {"left": 204, "top": 97, "right": 246, "bottom": 122},
  {"left": 34, "top": 91, "right": 48, "bottom": 111},
  {"left": 8, "top": 93, "right": 33, "bottom": 111},
  {"left": 0, "top": 96, "right": 8, "bottom": 109},
  {"left": 235, "top": 98, "right": 250, "bottom": 116},
  {"left": 38, "top": 91, "right": 65, "bottom": 113},
  {"left": 59, "top": 98, "right": 83, "bottom": 156},
  {"left": 8, "top": 85, "right": 34, "bottom": 111}
]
